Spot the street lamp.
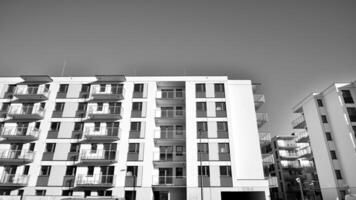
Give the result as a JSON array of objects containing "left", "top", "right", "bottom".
[
  {"left": 198, "top": 129, "right": 204, "bottom": 200},
  {"left": 296, "top": 178, "right": 305, "bottom": 200}
]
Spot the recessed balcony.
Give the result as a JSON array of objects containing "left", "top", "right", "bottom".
[
  {"left": 0, "top": 150, "right": 35, "bottom": 165},
  {"left": 7, "top": 106, "right": 45, "bottom": 120},
  {"left": 83, "top": 127, "right": 120, "bottom": 142},
  {"left": 152, "top": 175, "right": 186, "bottom": 187},
  {"left": 154, "top": 130, "right": 185, "bottom": 145},
  {"left": 155, "top": 109, "right": 185, "bottom": 125},
  {"left": 153, "top": 152, "right": 186, "bottom": 167},
  {"left": 87, "top": 107, "right": 122, "bottom": 121},
  {"left": 254, "top": 94, "right": 265, "bottom": 110},
  {"left": 292, "top": 115, "right": 307, "bottom": 129},
  {"left": 256, "top": 113, "right": 268, "bottom": 128},
  {"left": 156, "top": 90, "right": 185, "bottom": 106},
  {"left": 75, "top": 174, "right": 115, "bottom": 188},
  {"left": 13, "top": 86, "right": 49, "bottom": 101},
  {"left": 0, "top": 127, "right": 40, "bottom": 142},
  {"left": 0, "top": 174, "right": 29, "bottom": 187},
  {"left": 79, "top": 150, "right": 117, "bottom": 165},
  {"left": 90, "top": 85, "right": 124, "bottom": 101}
]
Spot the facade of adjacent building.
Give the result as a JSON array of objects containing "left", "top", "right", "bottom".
[
  {"left": 0, "top": 75, "right": 269, "bottom": 200},
  {"left": 292, "top": 81, "right": 356, "bottom": 200}
]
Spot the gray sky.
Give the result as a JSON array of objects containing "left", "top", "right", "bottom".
[{"left": 0, "top": 0, "right": 355, "bottom": 135}]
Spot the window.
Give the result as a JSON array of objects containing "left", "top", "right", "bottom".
[
  {"left": 219, "top": 143, "right": 230, "bottom": 153},
  {"left": 77, "top": 103, "right": 87, "bottom": 111},
  {"left": 62, "top": 190, "right": 73, "bottom": 196},
  {"left": 50, "top": 122, "right": 60, "bottom": 131},
  {"left": 217, "top": 122, "right": 228, "bottom": 131},
  {"left": 353, "top": 126, "right": 356, "bottom": 138},
  {"left": 54, "top": 103, "right": 64, "bottom": 112},
  {"left": 35, "top": 190, "right": 46, "bottom": 196},
  {"left": 81, "top": 84, "right": 90, "bottom": 93},
  {"left": 97, "top": 103, "right": 103, "bottom": 111},
  {"left": 214, "top": 83, "right": 225, "bottom": 92},
  {"left": 126, "top": 166, "right": 138, "bottom": 176},
  {"left": 321, "top": 115, "right": 328, "bottom": 123},
  {"left": 220, "top": 166, "right": 232, "bottom": 176},
  {"left": 70, "top": 143, "right": 80, "bottom": 153},
  {"left": 128, "top": 143, "right": 140, "bottom": 153},
  {"left": 74, "top": 122, "right": 84, "bottom": 131},
  {"left": 335, "top": 170, "right": 342, "bottom": 179},
  {"left": 198, "top": 143, "right": 209, "bottom": 153},
  {"left": 65, "top": 166, "right": 77, "bottom": 176},
  {"left": 1, "top": 103, "right": 10, "bottom": 111},
  {"left": 84, "top": 190, "right": 91, "bottom": 197},
  {"left": 40, "top": 166, "right": 51, "bottom": 176},
  {"left": 58, "top": 84, "right": 68, "bottom": 93},
  {"left": 91, "top": 144, "right": 97, "bottom": 152},
  {"left": 98, "top": 190, "right": 112, "bottom": 197},
  {"left": 176, "top": 125, "right": 184, "bottom": 135},
  {"left": 341, "top": 90, "right": 354, "bottom": 104},
  {"left": 215, "top": 102, "right": 226, "bottom": 111},
  {"left": 196, "top": 102, "right": 207, "bottom": 111},
  {"left": 23, "top": 165, "right": 30, "bottom": 175},
  {"left": 130, "top": 122, "right": 141, "bottom": 131},
  {"left": 325, "top": 132, "right": 333, "bottom": 141},
  {"left": 94, "top": 122, "right": 101, "bottom": 131},
  {"left": 330, "top": 151, "right": 337, "bottom": 159},
  {"left": 134, "top": 84, "right": 144, "bottom": 92},
  {"left": 197, "top": 122, "right": 208, "bottom": 132},
  {"left": 176, "top": 146, "right": 184, "bottom": 156},
  {"left": 18, "top": 190, "right": 24, "bottom": 196},
  {"left": 317, "top": 99, "right": 323, "bottom": 107},
  {"left": 45, "top": 143, "right": 56, "bottom": 153},
  {"left": 198, "top": 166, "right": 210, "bottom": 176},
  {"left": 347, "top": 107, "right": 356, "bottom": 122},
  {"left": 7, "top": 85, "right": 16, "bottom": 93},
  {"left": 100, "top": 84, "right": 106, "bottom": 92},
  {"left": 176, "top": 167, "right": 183, "bottom": 177},
  {"left": 29, "top": 143, "right": 35, "bottom": 151},
  {"left": 132, "top": 102, "right": 142, "bottom": 111},
  {"left": 196, "top": 84, "right": 206, "bottom": 93},
  {"left": 87, "top": 166, "right": 94, "bottom": 176}
]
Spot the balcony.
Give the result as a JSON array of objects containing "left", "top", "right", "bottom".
[
  {"left": 153, "top": 152, "right": 186, "bottom": 167},
  {"left": 254, "top": 94, "right": 265, "bottom": 110},
  {"left": 268, "top": 176, "right": 278, "bottom": 188},
  {"left": 87, "top": 107, "right": 122, "bottom": 121},
  {"left": 83, "top": 127, "right": 120, "bottom": 141},
  {"left": 259, "top": 132, "right": 271, "bottom": 146},
  {"left": 0, "top": 174, "right": 29, "bottom": 187},
  {"left": 79, "top": 150, "right": 117, "bottom": 165},
  {"left": 7, "top": 106, "right": 45, "bottom": 120},
  {"left": 90, "top": 85, "right": 124, "bottom": 101},
  {"left": 154, "top": 130, "right": 185, "bottom": 145},
  {"left": 262, "top": 154, "right": 274, "bottom": 165},
  {"left": 155, "top": 109, "right": 185, "bottom": 125},
  {"left": 295, "top": 130, "right": 309, "bottom": 143},
  {"left": 13, "top": 86, "right": 49, "bottom": 101},
  {"left": 277, "top": 140, "right": 297, "bottom": 150},
  {"left": 75, "top": 174, "right": 115, "bottom": 188},
  {"left": 280, "top": 161, "right": 302, "bottom": 169},
  {"left": 0, "top": 150, "right": 35, "bottom": 165},
  {"left": 292, "top": 115, "right": 306, "bottom": 129},
  {"left": 0, "top": 126, "right": 40, "bottom": 142},
  {"left": 156, "top": 91, "right": 185, "bottom": 106},
  {"left": 152, "top": 176, "right": 186, "bottom": 187},
  {"left": 278, "top": 151, "right": 299, "bottom": 160},
  {"left": 298, "top": 146, "right": 313, "bottom": 159},
  {"left": 256, "top": 113, "right": 268, "bottom": 128}
]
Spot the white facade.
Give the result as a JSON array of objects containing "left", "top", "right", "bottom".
[
  {"left": 0, "top": 75, "right": 269, "bottom": 200},
  {"left": 292, "top": 81, "right": 356, "bottom": 200}
]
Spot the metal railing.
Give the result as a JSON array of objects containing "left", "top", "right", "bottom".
[
  {"left": 91, "top": 85, "right": 125, "bottom": 95},
  {"left": 268, "top": 176, "right": 278, "bottom": 188},
  {"left": 277, "top": 140, "right": 298, "bottom": 148},
  {"left": 154, "top": 129, "right": 185, "bottom": 140},
  {"left": 295, "top": 130, "right": 309, "bottom": 142},
  {"left": 263, "top": 154, "right": 274, "bottom": 164},
  {"left": 153, "top": 151, "right": 186, "bottom": 162},
  {"left": 14, "top": 85, "right": 49, "bottom": 96},
  {"left": 157, "top": 91, "right": 185, "bottom": 99},
  {"left": 0, "top": 174, "right": 29, "bottom": 185},
  {"left": 84, "top": 127, "right": 120, "bottom": 138},
  {"left": 88, "top": 106, "right": 122, "bottom": 115},
  {"left": 292, "top": 115, "right": 306, "bottom": 128},
  {"left": 8, "top": 105, "right": 45, "bottom": 117},
  {"left": 80, "top": 150, "right": 117, "bottom": 161},
  {"left": 152, "top": 175, "right": 186, "bottom": 186},
  {"left": 259, "top": 132, "right": 271, "bottom": 143},
  {"left": 254, "top": 94, "right": 266, "bottom": 103},
  {"left": 0, "top": 126, "right": 40, "bottom": 138},
  {"left": 0, "top": 150, "right": 35, "bottom": 161},
  {"left": 156, "top": 109, "right": 185, "bottom": 118},
  {"left": 76, "top": 174, "right": 115, "bottom": 185}
]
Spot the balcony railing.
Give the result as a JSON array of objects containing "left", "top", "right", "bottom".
[
  {"left": 0, "top": 174, "right": 29, "bottom": 186},
  {"left": 153, "top": 152, "right": 186, "bottom": 163},
  {"left": 278, "top": 151, "right": 299, "bottom": 160},
  {"left": 0, "top": 150, "right": 35, "bottom": 164},
  {"left": 152, "top": 175, "right": 186, "bottom": 187},
  {"left": 256, "top": 113, "right": 268, "bottom": 128},
  {"left": 268, "top": 176, "right": 278, "bottom": 188},
  {"left": 298, "top": 146, "right": 312, "bottom": 158},
  {"left": 80, "top": 150, "right": 117, "bottom": 163},
  {"left": 154, "top": 129, "right": 185, "bottom": 143},
  {"left": 0, "top": 126, "right": 40, "bottom": 141},
  {"left": 14, "top": 85, "right": 50, "bottom": 100},
  {"left": 91, "top": 85, "right": 124, "bottom": 100},
  {"left": 254, "top": 94, "right": 265, "bottom": 110},
  {"left": 262, "top": 154, "right": 274, "bottom": 165},
  {"left": 156, "top": 109, "right": 185, "bottom": 118},
  {"left": 277, "top": 140, "right": 297, "bottom": 149},
  {"left": 83, "top": 127, "right": 120, "bottom": 141},
  {"left": 87, "top": 106, "right": 122, "bottom": 120},
  {"left": 281, "top": 161, "right": 302, "bottom": 168},
  {"left": 295, "top": 130, "right": 309, "bottom": 143},
  {"left": 7, "top": 106, "right": 45, "bottom": 120},
  {"left": 75, "top": 174, "right": 115, "bottom": 187},
  {"left": 259, "top": 132, "right": 271, "bottom": 145},
  {"left": 292, "top": 115, "right": 306, "bottom": 129}
]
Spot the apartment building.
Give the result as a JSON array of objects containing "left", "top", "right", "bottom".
[
  {"left": 265, "top": 134, "right": 322, "bottom": 200},
  {"left": 292, "top": 81, "right": 356, "bottom": 200},
  {"left": 0, "top": 75, "right": 269, "bottom": 200}
]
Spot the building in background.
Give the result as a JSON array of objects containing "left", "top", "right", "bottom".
[
  {"left": 292, "top": 81, "right": 356, "bottom": 200},
  {"left": 0, "top": 75, "right": 269, "bottom": 200}
]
